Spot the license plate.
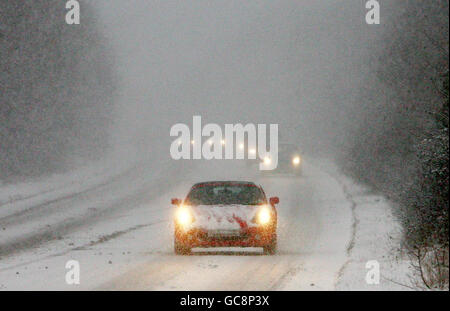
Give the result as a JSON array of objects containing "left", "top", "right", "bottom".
[{"left": 207, "top": 230, "right": 240, "bottom": 238}]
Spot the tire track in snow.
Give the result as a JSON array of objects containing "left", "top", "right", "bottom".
[
  {"left": 324, "top": 171, "right": 359, "bottom": 287},
  {"left": 0, "top": 219, "right": 167, "bottom": 273}
]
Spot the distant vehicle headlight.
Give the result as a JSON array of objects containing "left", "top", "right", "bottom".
[
  {"left": 257, "top": 206, "right": 271, "bottom": 225},
  {"left": 176, "top": 206, "right": 194, "bottom": 225},
  {"left": 292, "top": 156, "right": 301, "bottom": 166}
]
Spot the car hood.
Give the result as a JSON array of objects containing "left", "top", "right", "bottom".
[{"left": 190, "top": 204, "right": 262, "bottom": 230}]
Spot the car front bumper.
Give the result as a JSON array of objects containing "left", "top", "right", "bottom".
[{"left": 175, "top": 225, "right": 276, "bottom": 248}]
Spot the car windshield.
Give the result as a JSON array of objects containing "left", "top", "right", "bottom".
[{"left": 185, "top": 184, "right": 266, "bottom": 206}]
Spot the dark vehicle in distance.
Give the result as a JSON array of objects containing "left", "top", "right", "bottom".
[{"left": 260, "top": 142, "right": 303, "bottom": 175}]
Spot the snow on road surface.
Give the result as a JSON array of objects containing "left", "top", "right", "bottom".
[{"left": 0, "top": 158, "right": 412, "bottom": 290}]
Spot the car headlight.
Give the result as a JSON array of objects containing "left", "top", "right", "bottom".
[
  {"left": 257, "top": 206, "right": 271, "bottom": 225},
  {"left": 176, "top": 206, "right": 194, "bottom": 225},
  {"left": 292, "top": 156, "right": 301, "bottom": 166}
]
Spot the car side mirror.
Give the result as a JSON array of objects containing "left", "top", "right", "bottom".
[
  {"left": 171, "top": 198, "right": 181, "bottom": 206},
  {"left": 269, "top": 197, "right": 279, "bottom": 206}
]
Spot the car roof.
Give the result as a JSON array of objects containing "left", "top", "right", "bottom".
[{"left": 192, "top": 181, "right": 257, "bottom": 188}]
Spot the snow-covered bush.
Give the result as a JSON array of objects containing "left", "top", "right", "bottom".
[{"left": 338, "top": 1, "right": 449, "bottom": 289}]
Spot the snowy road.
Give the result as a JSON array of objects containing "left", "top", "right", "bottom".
[{"left": 0, "top": 158, "right": 404, "bottom": 290}]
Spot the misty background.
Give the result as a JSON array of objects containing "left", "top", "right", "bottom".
[
  {"left": 0, "top": 1, "right": 116, "bottom": 178},
  {"left": 0, "top": 0, "right": 448, "bottom": 287}
]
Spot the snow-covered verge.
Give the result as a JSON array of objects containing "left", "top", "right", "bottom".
[
  {"left": 336, "top": 176, "right": 417, "bottom": 290},
  {"left": 314, "top": 160, "right": 421, "bottom": 290}
]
